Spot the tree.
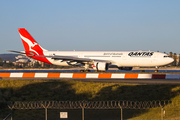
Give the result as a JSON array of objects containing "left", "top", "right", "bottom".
[
  {"left": 9, "top": 61, "right": 14, "bottom": 66},
  {"left": 168, "top": 52, "right": 173, "bottom": 66},
  {"left": 33, "top": 61, "right": 41, "bottom": 68},
  {"left": 173, "top": 53, "right": 177, "bottom": 66},
  {"left": 2, "top": 61, "right": 14, "bottom": 68},
  {"left": 0, "top": 57, "right": 3, "bottom": 66},
  {"left": 178, "top": 54, "right": 180, "bottom": 66},
  {"left": 169, "top": 52, "right": 173, "bottom": 57}
]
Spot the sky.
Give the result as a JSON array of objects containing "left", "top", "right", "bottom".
[{"left": 0, "top": 0, "right": 180, "bottom": 54}]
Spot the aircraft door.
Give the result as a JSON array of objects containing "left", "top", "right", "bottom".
[
  {"left": 122, "top": 54, "right": 127, "bottom": 60},
  {"left": 153, "top": 54, "right": 158, "bottom": 61}
]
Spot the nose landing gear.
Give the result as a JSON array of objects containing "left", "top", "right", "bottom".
[{"left": 155, "top": 66, "right": 159, "bottom": 72}]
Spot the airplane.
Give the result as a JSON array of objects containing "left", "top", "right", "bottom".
[{"left": 8, "top": 28, "right": 174, "bottom": 72}]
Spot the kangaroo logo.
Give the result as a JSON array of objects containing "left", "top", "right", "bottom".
[{"left": 20, "top": 34, "right": 40, "bottom": 55}]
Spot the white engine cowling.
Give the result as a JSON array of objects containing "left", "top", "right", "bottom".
[{"left": 93, "top": 62, "right": 109, "bottom": 71}]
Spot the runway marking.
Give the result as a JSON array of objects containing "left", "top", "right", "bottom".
[
  {"left": 10, "top": 73, "right": 23, "bottom": 77},
  {"left": 60, "top": 73, "right": 73, "bottom": 78},
  {"left": 0, "top": 73, "right": 180, "bottom": 79},
  {"left": 86, "top": 73, "right": 99, "bottom": 78},
  {"left": 0, "top": 73, "right": 11, "bottom": 77},
  {"left": 98, "top": 73, "right": 112, "bottom": 78},
  {"left": 125, "top": 74, "right": 138, "bottom": 79},
  {"left": 138, "top": 74, "right": 152, "bottom": 79},
  {"left": 47, "top": 73, "right": 60, "bottom": 78},
  {"left": 73, "top": 73, "right": 86, "bottom": 78},
  {"left": 152, "top": 74, "right": 166, "bottom": 79},
  {"left": 35, "top": 73, "right": 48, "bottom": 78},
  {"left": 111, "top": 73, "right": 125, "bottom": 78},
  {"left": 23, "top": 73, "right": 35, "bottom": 78},
  {"left": 165, "top": 74, "right": 180, "bottom": 79}
]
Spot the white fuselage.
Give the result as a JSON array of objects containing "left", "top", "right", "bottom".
[{"left": 43, "top": 51, "right": 174, "bottom": 67}]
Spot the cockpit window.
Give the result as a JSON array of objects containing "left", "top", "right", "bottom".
[{"left": 164, "top": 55, "right": 170, "bottom": 58}]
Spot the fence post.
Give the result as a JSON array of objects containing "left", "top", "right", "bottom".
[
  {"left": 45, "top": 108, "right": 47, "bottom": 120},
  {"left": 11, "top": 109, "right": 13, "bottom": 120},
  {"left": 121, "top": 107, "right": 123, "bottom": 120},
  {"left": 7, "top": 102, "right": 14, "bottom": 120},
  {"left": 80, "top": 101, "right": 87, "bottom": 120},
  {"left": 41, "top": 101, "right": 50, "bottom": 120},
  {"left": 118, "top": 101, "right": 123, "bottom": 120},
  {"left": 82, "top": 107, "right": 84, "bottom": 120},
  {"left": 161, "top": 106, "right": 163, "bottom": 120}
]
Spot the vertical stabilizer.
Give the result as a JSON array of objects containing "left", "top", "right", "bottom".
[
  {"left": 18, "top": 28, "right": 51, "bottom": 64},
  {"left": 18, "top": 28, "right": 47, "bottom": 56}
]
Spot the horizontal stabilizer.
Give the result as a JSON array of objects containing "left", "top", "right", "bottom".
[{"left": 6, "top": 50, "right": 26, "bottom": 54}]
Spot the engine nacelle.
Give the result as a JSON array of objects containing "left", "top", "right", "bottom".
[
  {"left": 118, "top": 67, "right": 133, "bottom": 71},
  {"left": 93, "top": 62, "right": 109, "bottom": 71}
]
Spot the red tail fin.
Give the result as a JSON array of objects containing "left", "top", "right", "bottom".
[
  {"left": 18, "top": 28, "right": 52, "bottom": 64},
  {"left": 18, "top": 28, "right": 47, "bottom": 56}
]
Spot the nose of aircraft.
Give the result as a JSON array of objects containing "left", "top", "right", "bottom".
[{"left": 169, "top": 57, "right": 174, "bottom": 63}]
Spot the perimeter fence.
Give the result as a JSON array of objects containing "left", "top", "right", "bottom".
[{"left": 2, "top": 100, "right": 180, "bottom": 120}]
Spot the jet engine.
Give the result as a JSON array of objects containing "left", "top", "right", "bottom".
[{"left": 93, "top": 62, "right": 109, "bottom": 71}]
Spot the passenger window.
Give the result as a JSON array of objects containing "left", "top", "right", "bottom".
[{"left": 164, "top": 56, "right": 170, "bottom": 58}]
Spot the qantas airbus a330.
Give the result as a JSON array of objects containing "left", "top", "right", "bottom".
[{"left": 8, "top": 28, "right": 174, "bottom": 71}]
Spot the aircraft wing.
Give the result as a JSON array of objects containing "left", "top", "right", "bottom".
[{"left": 36, "top": 55, "right": 111, "bottom": 63}]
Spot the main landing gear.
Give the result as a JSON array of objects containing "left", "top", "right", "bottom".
[{"left": 80, "top": 63, "right": 92, "bottom": 72}]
